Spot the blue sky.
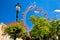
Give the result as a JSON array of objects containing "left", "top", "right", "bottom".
[{"left": 0, "top": 0, "right": 60, "bottom": 30}]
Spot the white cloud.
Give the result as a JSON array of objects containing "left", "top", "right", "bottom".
[
  {"left": 54, "top": 9, "right": 60, "bottom": 12},
  {"left": 34, "top": 11, "right": 39, "bottom": 13}
]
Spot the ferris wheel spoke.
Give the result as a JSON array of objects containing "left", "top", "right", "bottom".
[{"left": 21, "top": 3, "right": 50, "bottom": 25}]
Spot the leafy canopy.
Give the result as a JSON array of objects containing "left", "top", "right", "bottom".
[
  {"left": 4, "top": 21, "right": 27, "bottom": 38},
  {"left": 30, "top": 16, "right": 51, "bottom": 38}
]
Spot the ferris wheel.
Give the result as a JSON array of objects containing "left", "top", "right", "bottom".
[{"left": 21, "top": 2, "right": 50, "bottom": 25}]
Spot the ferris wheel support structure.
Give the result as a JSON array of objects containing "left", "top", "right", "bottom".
[{"left": 21, "top": 5, "right": 50, "bottom": 25}]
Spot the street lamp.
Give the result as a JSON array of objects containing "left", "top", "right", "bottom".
[
  {"left": 14, "top": 3, "right": 21, "bottom": 40},
  {"left": 15, "top": 3, "right": 21, "bottom": 21}
]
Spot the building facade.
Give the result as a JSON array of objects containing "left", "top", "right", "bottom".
[{"left": 0, "top": 22, "right": 10, "bottom": 40}]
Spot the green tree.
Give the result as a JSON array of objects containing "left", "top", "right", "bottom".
[
  {"left": 30, "top": 16, "right": 51, "bottom": 40},
  {"left": 56, "top": 20, "right": 60, "bottom": 40},
  {"left": 56, "top": 20, "right": 60, "bottom": 33},
  {"left": 50, "top": 20, "right": 58, "bottom": 40},
  {"left": 50, "top": 20, "right": 60, "bottom": 40},
  {"left": 4, "top": 21, "right": 27, "bottom": 40}
]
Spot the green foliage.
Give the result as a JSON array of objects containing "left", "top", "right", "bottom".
[
  {"left": 50, "top": 20, "right": 57, "bottom": 38},
  {"left": 30, "top": 15, "right": 60, "bottom": 40},
  {"left": 4, "top": 21, "right": 27, "bottom": 38},
  {"left": 30, "top": 15, "right": 51, "bottom": 38},
  {"left": 57, "top": 20, "right": 60, "bottom": 34},
  {"left": 49, "top": 20, "right": 60, "bottom": 38}
]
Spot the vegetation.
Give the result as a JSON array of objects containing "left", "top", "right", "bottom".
[
  {"left": 4, "top": 21, "right": 27, "bottom": 40},
  {"left": 30, "top": 15, "right": 60, "bottom": 40},
  {"left": 30, "top": 16, "right": 51, "bottom": 40},
  {"left": 50, "top": 20, "right": 60, "bottom": 40},
  {"left": 4, "top": 15, "right": 60, "bottom": 40}
]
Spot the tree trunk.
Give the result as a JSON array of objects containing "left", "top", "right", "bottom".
[
  {"left": 47, "top": 37, "right": 49, "bottom": 40},
  {"left": 53, "top": 38, "right": 55, "bottom": 40},
  {"left": 43, "top": 35, "right": 47, "bottom": 40},
  {"left": 58, "top": 35, "right": 60, "bottom": 40},
  {"left": 14, "top": 33, "right": 16, "bottom": 40}
]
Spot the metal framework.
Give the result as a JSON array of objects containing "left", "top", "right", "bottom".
[{"left": 21, "top": 5, "right": 50, "bottom": 25}]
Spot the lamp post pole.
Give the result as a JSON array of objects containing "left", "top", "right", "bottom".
[
  {"left": 16, "top": 9, "right": 19, "bottom": 21},
  {"left": 16, "top": 3, "right": 20, "bottom": 21},
  {"left": 14, "top": 3, "right": 20, "bottom": 40}
]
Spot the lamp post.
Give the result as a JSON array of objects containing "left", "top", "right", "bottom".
[
  {"left": 13, "top": 3, "right": 20, "bottom": 40},
  {"left": 16, "top": 3, "right": 20, "bottom": 21}
]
